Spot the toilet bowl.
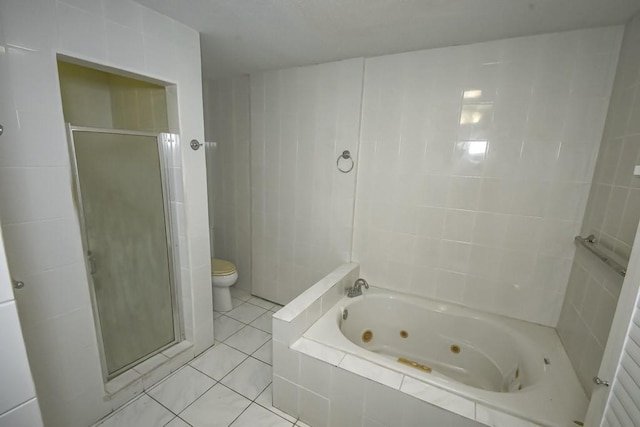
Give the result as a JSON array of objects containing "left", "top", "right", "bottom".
[{"left": 211, "top": 258, "right": 238, "bottom": 312}]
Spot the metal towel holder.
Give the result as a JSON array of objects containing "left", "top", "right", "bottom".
[
  {"left": 337, "top": 150, "right": 354, "bottom": 173},
  {"left": 574, "top": 234, "right": 627, "bottom": 277}
]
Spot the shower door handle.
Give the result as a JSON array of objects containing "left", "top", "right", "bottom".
[{"left": 87, "top": 251, "right": 97, "bottom": 275}]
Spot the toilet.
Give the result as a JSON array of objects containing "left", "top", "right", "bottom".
[{"left": 211, "top": 258, "right": 238, "bottom": 312}]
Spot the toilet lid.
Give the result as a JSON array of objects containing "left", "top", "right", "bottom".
[{"left": 212, "top": 259, "right": 236, "bottom": 276}]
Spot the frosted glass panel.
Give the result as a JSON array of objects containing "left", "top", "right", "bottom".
[{"left": 73, "top": 131, "right": 175, "bottom": 376}]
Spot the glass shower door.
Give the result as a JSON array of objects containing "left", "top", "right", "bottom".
[{"left": 69, "top": 127, "right": 179, "bottom": 379}]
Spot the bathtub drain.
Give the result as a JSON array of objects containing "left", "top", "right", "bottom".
[{"left": 362, "top": 330, "right": 373, "bottom": 343}]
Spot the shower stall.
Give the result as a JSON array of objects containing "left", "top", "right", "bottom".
[{"left": 67, "top": 126, "right": 181, "bottom": 380}]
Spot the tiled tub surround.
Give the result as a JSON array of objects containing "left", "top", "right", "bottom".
[
  {"left": 352, "top": 26, "right": 623, "bottom": 327},
  {"left": 246, "top": 26, "right": 624, "bottom": 326},
  {"left": 306, "top": 288, "right": 587, "bottom": 427},
  {"left": 273, "top": 263, "right": 584, "bottom": 426},
  {"left": 558, "top": 12, "right": 640, "bottom": 398}
]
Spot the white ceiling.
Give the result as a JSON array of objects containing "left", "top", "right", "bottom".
[{"left": 135, "top": 0, "right": 640, "bottom": 80}]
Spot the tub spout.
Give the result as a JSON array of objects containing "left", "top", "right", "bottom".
[{"left": 347, "top": 278, "right": 369, "bottom": 298}]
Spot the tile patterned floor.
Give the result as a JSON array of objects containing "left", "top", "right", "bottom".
[{"left": 95, "top": 289, "right": 307, "bottom": 427}]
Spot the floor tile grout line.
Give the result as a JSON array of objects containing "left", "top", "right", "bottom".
[
  {"left": 163, "top": 414, "right": 192, "bottom": 427},
  {"left": 147, "top": 377, "right": 218, "bottom": 419},
  {"left": 168, "top": 380, "right": 219, "bottom": 420},
  {"left": 228, "top": 381, "right": 297, "bottom": 426},
  {"left": 252, "top": 396, "right": 299, "bottom": 425},
  {"left": 208, "top": 340, "right": 255, "bottom": 358},
  {"left": 248, "top": 354, "right": 272, "bottom": 366},
  {"left": 231, "top": 293, "right": 279, "bottom": 308},
  {"left": 216, "top": 358, "right": 270, "bottom": 397},
  {"left": 217, "top": 320, "right": 251, "bottom": 342},
  {"left": 160, "top": 407, "right": 195, "bottom": 427},
  {"left": 250, "top": 350, "right": 273, "bottom": 366},
  {"left": 188, "top": 352, "right": 250, "bottom": 383},
  {"left": 241, "top": 298, "right": 276, "bottom": 310},
  {"left": 145, "top": 391, "right": 180, "bottom": 417},
  {"left": 227, "top": 403, "right": 252, "bottom": 426},
  {"left": 147, "top": 363, "right": 194, "bottom": 393},
  {"left": 94, "top": 390, "right": 152, "bottom": 426},
  {"left": 217, "top": 311, "right": 273, "bottom": 335},
  {"left": 215, "top": 382, "right": 268, "bottom": 419},
  {"left": 223, "top": 325, "right": 271, "bottom": 354},
  {"left": 191, "top": 334, "right": 271, "bottom": 370},
  {"left": 223, "top": 306, "right": 271, "bottom": 325},
  {"left": 229, "top": 381, "right": 275, "bottom": 427},
  {"left": 187, "top": 345, "right": 271, "bottom": 391},
  {"left": 216, "top": 305, "right": 279, "bottom": 324},
  {"left": 169, "top": 415, "right": 194, "bottom": 427},
  {"left": 217, "top": 296, "right": 281, "bottom": 316}
]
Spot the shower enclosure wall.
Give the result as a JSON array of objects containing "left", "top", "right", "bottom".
[
  {"left": 0, "top": 4, "right": 211, "bottom": 424},
  {"left": 57, "top": 61, "right": 187, "bottom": 381}
]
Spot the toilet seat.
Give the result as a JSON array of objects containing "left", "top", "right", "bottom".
[
  {"left": 211, "top": 258, "right": 238, "bottom": 312},
  {"left": 212, "top": 258, "right": 236, "bottom": 276}
]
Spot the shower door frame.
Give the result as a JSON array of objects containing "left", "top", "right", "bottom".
[{"left": 66, "top": 124, "right": 183, "bottom": 382}]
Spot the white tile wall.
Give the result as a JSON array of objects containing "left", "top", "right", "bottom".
[
  {"left": 205, "top": 76, "right": 253, "bottom": 292},
  {"left": 353, "top": 27, "right": 623, "bottom": 326},
  {"left": 558, "top": 13, "right": 640, "bottom": 397},
  {"left": 0, "top": 225, "right": 43, "bottom": 425},
  {"left": 0, "top": 302, "right": 37, "bottom": 416},
  {"left": 557, "top": 246, "right": 623, "bottom": 396},
  {"left": 250, "top": 58, "right": 364, "bottom": 304},
  {"left": 242, "top": 27, "right": 622, "bottom": 324},
  {"left": 0, "top": 1, "right": 212, "bottom": 426},
  {"left": 583, "top": 14, "right": 640, "bottom": 262}
]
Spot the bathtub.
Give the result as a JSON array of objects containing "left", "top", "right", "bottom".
[{"left": 303, "top": 286, "right": 588, "bottom": 427}]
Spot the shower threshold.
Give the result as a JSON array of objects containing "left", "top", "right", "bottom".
[{"left": 103, "top": 341, "right": 194, "bottom": 405}]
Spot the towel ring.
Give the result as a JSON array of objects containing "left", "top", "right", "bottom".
[{"left": 337, "top": 150, "right": 354, "bottom": 173}]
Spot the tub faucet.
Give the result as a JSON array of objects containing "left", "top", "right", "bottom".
[{"left": 347, "top": 278, "right": 369, "bottom": 298}]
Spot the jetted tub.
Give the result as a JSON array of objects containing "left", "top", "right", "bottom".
[{"left": 304, "top": 287, "right": 588, "bottom": 427}]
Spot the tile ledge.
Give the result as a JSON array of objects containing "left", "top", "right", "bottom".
[
  {"left": 290, "top": 337, "right": 346, "bottom": 366},
  {"left": 273, "top": 262, "right": 359, "bottom": 322},
  {"left": 339, "top": 353, "right": 404, "bottom": 390}
]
